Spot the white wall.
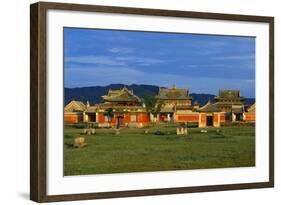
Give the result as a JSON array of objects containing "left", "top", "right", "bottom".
[{"left": 0, "top": 0, "right": 279, "bottom": 204}]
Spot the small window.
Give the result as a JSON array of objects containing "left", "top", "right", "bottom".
[{"left": 130, "top": 115, "right": 137, "bottom": 122}]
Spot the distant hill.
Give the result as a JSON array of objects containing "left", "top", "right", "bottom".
[
  {"left": 64, "top": 84, "right": 160, "bottom": 105},
  {"left": 64, "top": 84, "right": 255, "bottom": 106}
]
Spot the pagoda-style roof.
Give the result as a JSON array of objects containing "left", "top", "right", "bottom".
[
  {"left": 157, "top": 85, "right": 192, "bottom": 100},
  {"left": 198, "top": 100, "right": 220, "bottom": 113},
  {"left": 85, "top": 106, "right": 97, "bottom": 113},
  {"left": 246, "top": 103, "right": 255, "bottom": 113},
  {"left": 215, "top": 90, "right": 245, "bottom": 102},
  {"left": 101, "top": 87, "right": 141, "bottom": 103},
  {"left": 64, "top": 100, "right": 86, "bottom": 112}
]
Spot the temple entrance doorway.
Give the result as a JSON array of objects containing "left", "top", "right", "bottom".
[
  {"left": 117, "top": 116, "right": 124, "bottom": 128},
  {"left": 235, "top": 113, "right": 243, "bottom": 121},
  {"left": 206, "top": 115, "right": 213, "bottom": 126},
  {"left": 87, "top": 113, "right": 96, "bottom": 122}
]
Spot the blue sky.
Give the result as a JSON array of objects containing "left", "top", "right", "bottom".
[{"left": 64, "top": 28, "right": 255, "bottom": 98}]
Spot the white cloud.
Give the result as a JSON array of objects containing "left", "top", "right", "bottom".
[
  {"left": 182, "top": 65, "right": 199, "bottom": 68},
  {"left": 182, "top": 63, "right": 254, "bottom": 70},
  {"left": 205, "top": 41, "right": 226, "bottom": 47},
  {"left": 65, "top": 56, "right": 126, "bottom": 66},
  {"left": 115, "top": 56, "right": 166, "bottom": 66},
  {"left": 65, "top": 55, "right": 166, "bottom": 67},
  {"left": 211, "top": 55, "right": 255, "bottom": 60},
  {"left": 108, "top": 47, "right": 134, "bottom": 54}
]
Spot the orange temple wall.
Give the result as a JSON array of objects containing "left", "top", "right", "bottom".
[
  {"left": 177, "top": 115, "right": 199, "bottom": 122},
  {"left": 64, "top": 113, "right": 83, "bottom": 123},
  {"left": 97, "top": 112, "right": 149, "bottom": 125},
  {"left": 220, "top": 114, "right": 226, "bottom": 123},
  {"left": 245, "top": 113, "right": 255, "bottom": 122}
]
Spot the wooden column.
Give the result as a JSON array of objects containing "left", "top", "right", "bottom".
[
  {"left": 199, "top": 113, "right": 206, "bottom": 128},
  {"left": 232, "top": 113, "right": 236, "bottom": 122},
  {"left": 213, "top": 112, "right": 220, "bottom": 127},
  {"left": 83, "top": 112, "right": 88, "bottom": 123}
]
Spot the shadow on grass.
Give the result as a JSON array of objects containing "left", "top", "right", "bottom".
[{"left": 64, "top": 142, "right": 74, "bottom": 148}]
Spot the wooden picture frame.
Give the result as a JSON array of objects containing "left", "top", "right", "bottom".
[{"left": 30, "top": 1, "right": 274, "bottom": 202}]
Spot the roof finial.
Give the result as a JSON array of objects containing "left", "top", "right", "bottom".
[{"left": 172, "top": 83, "right": 176, "bottom": 89}]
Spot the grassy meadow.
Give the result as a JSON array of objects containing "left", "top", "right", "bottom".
[{"left": 64, "top": 123, "right": 255, "bottom": 176}]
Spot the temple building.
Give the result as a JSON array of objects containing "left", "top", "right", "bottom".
[
  {"left": 85, "top": 87, "right": 149, "bottom": 128},
  {"left": 64, "top": 100, "right": 86, "bottom": 123},
  {"left": 214, "top": 90, "right": 245, "bottom": 122},
  {"left": 198, "top": 100, "right": 221, "bottom": 127},
  {"left": 244, "top": 103, "right": 255, "bottom": 122},
  {"left": 156, "top": 84, "right": 198, "bottom": 122},
  {"left": 64, "top": 86, "right": 255, "bottom": 128}
]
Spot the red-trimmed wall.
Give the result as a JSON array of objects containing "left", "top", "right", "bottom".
[
  {"left": 138, "top": 113, "right": 149, "bottom": 123},
  {"left": 220, "top": 114, "right": 226, "bottom": 123},
  {"left": 97, "top": 112, "right": 150, "bottom": 125},
  {"left": 177, "top": 115, "right": 199, "bottom": 122},
  {"left": 245, "top": 113, "right": 255, "bottom": 121},
  {"left": 201, "top": 114, "right": 206, "bottom": 123},
  {"left": 98, "top": 114, "right": 105, "bottom": 123},
  {"left": 64, "top": 114, "right": 83, "bottom": 123},
  {"left": 214, "top": 113, "right": 219, "bottom": 122},
  {"left": 124, "top": 114, "right": 131, "bottom": 124}
]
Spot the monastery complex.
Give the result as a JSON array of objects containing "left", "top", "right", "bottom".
[{"left": 64, "top": 85, "right": 255, "bottom": 128}]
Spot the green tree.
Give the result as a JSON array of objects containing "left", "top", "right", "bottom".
[
  {"left": 143, "top": 95, "right": 163, "bottom": 122},
  {"left": 104, "top": 108, "right": 114, "bottom": 123}
]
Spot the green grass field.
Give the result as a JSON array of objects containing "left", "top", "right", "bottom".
[{"left": 64, "top": 123, "right": 255, "bottom": 176}]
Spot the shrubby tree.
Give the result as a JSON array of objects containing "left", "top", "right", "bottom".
[
  {"left": 143, "top": 95, "right": 163, "bottom": 123},
  {"left": 104, "top": 108, "right": 114, "bottom": 123}
]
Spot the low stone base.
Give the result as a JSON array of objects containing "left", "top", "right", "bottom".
[
  {"left": 83, "top": 128, "right": 96, "bottom": 135},
  {"left": 176, "top": 127, "right": 188, "bottom": 135},
  {"left": 73, "top": 137, "right": 87, "bottom": 148}
]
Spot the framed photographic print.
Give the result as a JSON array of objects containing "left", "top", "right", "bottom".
[{"left": 30, "top": 1, "right": 274, "bottom": 202}]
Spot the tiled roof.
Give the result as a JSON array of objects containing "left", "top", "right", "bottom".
[
  {"left": 214, "top": 101, "right": 244, "bottom": 105},
  {"left": 102, "top": 87, "right": 141, "bottom": 103},
  {"left": 157, "top": 85, "right": 191, "bottom": 100},
  {"left": 247, "top": 103, "right": 255, "bottom": 113},
  {"left": 64, "top": 100, "right": 86, "bottom": 112},
  {"left": 215, "top": 90, "right": 245, "bottom": 102},
  {"left": 199, "top": 101, "right": 220, "bottom": 113},
  {"left": 85, "top": 106, "right": 97, "bottom": 113},
  {"left": 219, "top": 90, "right": 240, "bottom": 98}
]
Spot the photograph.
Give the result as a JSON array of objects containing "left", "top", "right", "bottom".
[
  {"left": 63, "top": 27, "right": 256, "bottom": 176},
  {"left": 29, "top": 1, "right": 274, "bottom": 202}
]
